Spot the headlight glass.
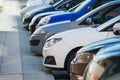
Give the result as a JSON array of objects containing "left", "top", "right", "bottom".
[
  {"left": 39, "top": 17, "right": 50, "bottom": 25},
  {"left": 30, "top": 18, "right": 36, "bottom": 25},
  {"left": 33, "top": 28, "right": 46, "bottom": 35},
  {"left": 75, "top": 53, "right": 94, "bottom": 63},
  {"left": 45, "top": 38, "right": 62, "bottom": 48},
  {"left": 25, "top": 13, "right": 32, "bottom": 18}
]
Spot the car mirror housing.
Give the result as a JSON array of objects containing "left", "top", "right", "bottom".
[
  {"left": 113, "top": 23, "right": 120, "bottom": 35},
  {"left": 85, "top": 18, "right": 92, "bottom": 25}
]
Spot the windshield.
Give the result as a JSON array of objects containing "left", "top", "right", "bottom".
[
  {"left": 53, "top": 0, "right": 64, "bottom": 6},
  {"left": 85, "top": 61, "right": 105, "bottom": 80},
  {"left": 74, "top": 0, "right": 91, "bottom": 12},
  {"left": 68, "top": 3, "right": 81, "bottom": 12},
  {"left": 85, "top": 57, "right": 120, "bottom": 80}
]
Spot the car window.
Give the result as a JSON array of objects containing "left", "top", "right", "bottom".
[
  {"left": 92, "top": 5, "right": 120, "bottom": 24},
  {"left": 80, "top": 4, "right": 120, "bottom": 26},
  {"left": 54, "top": 0, "right": 60, "bottom": 3},
  {"left": 102, "top": 57, "right": 120, "bottom": 79},
  {"left": 90, "top": 0, "right": 113, "bottom": 9},
  {"left": 106, "top": 73, "right": 120, "bottom": 80},
  {"left": 101, "top": 20, "right": 120, "bottom": 31},
  {"left": 56, "top": 0, "right": 82, "bottom": 11}
]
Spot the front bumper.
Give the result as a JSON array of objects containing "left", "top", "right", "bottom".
[
  {"left": 29, "top": 18, "right": 40, "bottom": 32},
  {"left": 29, "top": 33, "right": 46, "bottom": 55},
  {"left": 43, "top": 40, "right": 71, "bottom": 69}
]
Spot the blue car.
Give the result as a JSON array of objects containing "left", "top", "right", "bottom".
[
  {"left": 84, "top": 43, "right": 120, "bottom": 80},
  {"left": 38, "top": 0, "right": 111, "bottom": 26},
  {"left": 70, "top": 37, "right": 120, "bottom": 80},
  {"left": 23, "top": 0, "right": 81, "bottom": 29}
]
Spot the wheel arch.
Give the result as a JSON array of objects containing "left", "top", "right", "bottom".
[{"left": 64, "top": 46, "right": 83, "bottom": 70}]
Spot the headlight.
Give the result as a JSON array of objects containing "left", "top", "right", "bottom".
[
  {"left": 45, "top": 38, "right": 62, "bottom": 48},
  {"left": 39, "top": 17, "right": 50, "bottom": 25},
  {"left": 33, "top": 28, "right": 46, "bottom": 35},
  {"left": 35, "top": 24, "right": 40, "bottom": 30},
  {"left": 30, "top": 18, "right": 36, "bottom": 25},
  {"left": 75, "top": 53, "right": 94, "bottom": 63},
  {"left": 25, "top": 13, "right": 32, "bottom": 18}
]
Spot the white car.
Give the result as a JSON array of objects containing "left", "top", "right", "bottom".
[
  {"left": 26, "top": 0, "right": 54, "bottom": 7},
  {"left": 21, "top": 3, "right": 51, "bottom": 17},
  {"left": 21, "top": 0, "right": 57, "bottom": 17},
  {"left": 43, "top": 12, "right": 120, "bottom": 71}
]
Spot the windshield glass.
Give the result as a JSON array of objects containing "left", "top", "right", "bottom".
[
  {"left": 53, "top": 0, "right": 64, "bottom": 6},
  {"left": 86, "top": 61, "right": 105, "bottom": 80},
  {"left": 68, "top": 2, "right": 82, "bottom": 12},
  {"left": 74, "top": 0, "right": 90, "bottom": 12},
  {"left": 85, "top": 57, "right": 120, "bottom": 80}
]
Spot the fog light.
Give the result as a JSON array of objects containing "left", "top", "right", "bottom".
[
  {"left": 44, "top": 56, "right": 56, "bottom": 65},
  {"left": 30, "top": 40, "right": 40, "bottom": 46}
]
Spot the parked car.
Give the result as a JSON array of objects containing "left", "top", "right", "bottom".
[
  {"left": 70, "top": 37, "right": 120, "bottom": 80},
  {"left": 43, "top": 6, "right": 120, "bottom": 71},
  {"left": 26, "top": 0, "right": 54, "bottom": 7},
  {"left": 37, "top": 0, "right": 110, "bottom": 27},
  {"left": 21, "top": 5, "right": 51, "bottom": 18},
  {"left": 83, "top": 43, "right": 120, "bottom": 80},
  {"left": 30, "top": 1, "right": 120, "bottom": 56},
  {"left": 29, "top": 2, "right": 81, "bottom": 33},
  {"left": 21, "top": 0, "right": 60, "bottom": 17},
  {"left": 23, "top": 0, "right": 80, "bottom": 30}
]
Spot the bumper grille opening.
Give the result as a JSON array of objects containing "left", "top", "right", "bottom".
[
  {"left": 44, "top": 56, "right": 56, "bottom": 65},
  {"left": 30, "top": 40, "right": 40, "bottom": 46}
]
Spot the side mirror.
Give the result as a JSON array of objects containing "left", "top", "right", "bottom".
[
  {"left": 113, "top": 23, "right": 120, "bottom": 35},
  {"left": 85, "top": 18, "right": 92, "bottom": 25}
]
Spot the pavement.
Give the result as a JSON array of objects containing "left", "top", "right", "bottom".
[{"left": 0, "top": 0, "right": 55, "bottom": 80}]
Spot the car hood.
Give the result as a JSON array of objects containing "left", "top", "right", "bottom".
[
  {"left": 79, "top": 37, "right": 120, "bottom": 54},
  {"left": 35, "top": 11, "right": 65, "bottom": 17},
  {"left": 94, "top": 44, "right": 120, "bottom": 61},
  {"left": 27, "top": 5, "right": 53, "bottom": 15}
]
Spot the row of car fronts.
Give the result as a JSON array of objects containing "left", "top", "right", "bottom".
[{"left": 21, "top": 0, "right": 120, "bottom": 80}]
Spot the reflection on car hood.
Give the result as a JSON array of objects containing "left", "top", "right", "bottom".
[
  {"left": 79, "top": 37, "right": 120, "bottom": 54},
  {"left": 94, "top": 44, "right": 120, "bottom": 61}
]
